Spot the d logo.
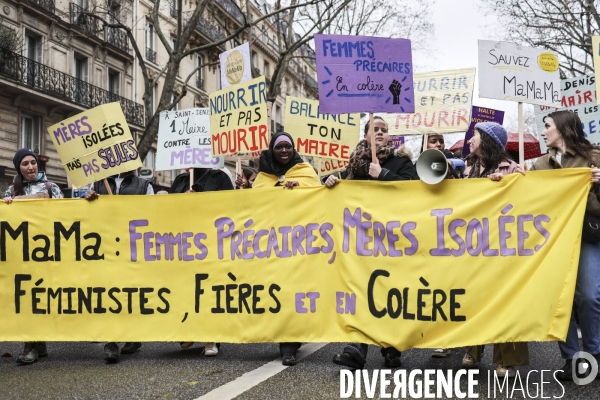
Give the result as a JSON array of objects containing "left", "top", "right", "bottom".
[{"left": 572, "top": 351, "right": 598, "bottom": 385}]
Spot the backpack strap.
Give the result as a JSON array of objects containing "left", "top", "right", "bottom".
[{"left": 45, "top": 182, "right": 53, "bottom": 198}]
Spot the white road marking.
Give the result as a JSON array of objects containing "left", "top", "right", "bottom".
[{"left": 194, "top": 343, "right": 328, "bottom": 400}]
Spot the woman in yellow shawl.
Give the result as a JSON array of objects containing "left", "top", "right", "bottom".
[
  {"left": 252, "top": 132, "right": 321, "bottom": 189},
  {"left": 252, "top": 132, "right": 320, "bottom": 365}
]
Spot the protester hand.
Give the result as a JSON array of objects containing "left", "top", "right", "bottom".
[
  {"left": 516, "top": 164, "right": 526, "bottom": 176},
  {"left": 84, "top": 190, "right": 99, "bottom": 201},
  {"left": 236, "top": 173, "right": 248, "bottom": 189},
  {"left": 369, "top": 162, "right": 382, "bottom": 179},
  {"left": 592, "top": 165, "right": 600, "bottom": 183},
  {"left": 3, "top": 196, "right": 13, "bottom": 205},
  {"left": 283, "top": 181, "right": 300, "bottom": 190},
  {"left": 325, "top": 175, "right": 339, "bottom": 188},
  {"left": 488, "top": 173, "right": 503, "bottom": 181}
]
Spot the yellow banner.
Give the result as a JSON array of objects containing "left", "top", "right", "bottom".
[
  {"left": 209, "top": 76, "right": 269, "bottom": 157},
  {"left": 382, "top": 68, "right": 475, "bottom": 135},
  {"left": 0, "top": 170, "right": 588, "bottom": 347},
  {"left": 47, "top": 103, "right": 143, "bottom": 187},
  {"left": 285, "top": 96, "right": 360, "bottom": 161}
]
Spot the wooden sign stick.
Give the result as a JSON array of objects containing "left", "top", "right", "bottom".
[
  {"left": 237, "top": 156, "right": 242, "bottom": 189},
  {"left": 369, "top": 113, "right": 377, "bottom": 163},
  {"left": 422, "top": 134, "right": 428, "bottom": 153},
  {"left": 103, "top": 178, "right": 113, "bottom": 195},
  {"left": 518, "top": 102, "right": 524, "bottom": 168}
]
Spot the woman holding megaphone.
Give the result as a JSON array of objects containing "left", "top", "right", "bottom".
[
  {"left": 326, "top": 116, "right": 417, "bottom": 369},
  {"left": 460, "top": 122, "right": 527, "bottom": 378}
]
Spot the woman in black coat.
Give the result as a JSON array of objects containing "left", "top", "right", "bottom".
[{"left": 325, "top": 116, "right": 417, "bottom": 369}]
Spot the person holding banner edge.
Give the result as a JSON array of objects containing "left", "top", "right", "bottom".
[
  {"left": 326, "top": 116, "right": 417, "bottom": 369},
  {"left": 85, "top": 171, "right": 154, "bottom": 363},
  {"left": 525, "top": 110, "right": 600, "bottom": 380},
  {"left": 3, "top": 148, "right": 64, "bottom": 365},
  {"left": 252, "top": 131, "right": 320, "bottom": 365},
  {"left": 460, "top": 122, "right": 527, "bottom": 378}
]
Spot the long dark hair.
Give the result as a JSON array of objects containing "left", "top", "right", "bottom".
[
  {"left": 12, "top": 174, "right": 26, "bottom": 196},
  {"left": 466, "top": 129, "right": 511, "bottom": 178},
  {"left": 547, "top": 110, "right": 595, "bottom": 165}
]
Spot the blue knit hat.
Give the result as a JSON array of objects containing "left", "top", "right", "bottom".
[{"left": 474, "top": 122, "right": 508, "bottom": 149}]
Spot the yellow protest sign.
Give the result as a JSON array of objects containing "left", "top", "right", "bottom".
[
  {"left": 209, "top": 76, "right": 269, "bottom": 157},
  {"left": 382, "top": 68, "right": 475, "bottom": 135},
  {"left": 285, "top": 96, "right": 360, "bottom": 161},
  {"left": 47, "top": 103, "right": 142, "bottom": 187},
  {"left": 0, "top": 169, "right": 587, "bottom": 347},
  {"left": 318, "top": 158, "right": 349, "bottom": 175}
]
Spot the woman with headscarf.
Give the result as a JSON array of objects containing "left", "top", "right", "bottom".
[
  {"left": 253, "top": 132, "right": 320, "bottom": 189},
  {"left": 4, "top": 148, "right": 63, "bottom": 364},
  {"left": 325, "top": 116, "right": 417, "bottom": 369},
  {"left": 252, "top": 132, "right": 320, "bottom": 366}
]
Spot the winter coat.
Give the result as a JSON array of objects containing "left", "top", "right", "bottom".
[
  {"left": 531, "top": 147, "right": 600, "bottom": 216},
  {"left": 4, "top": 172, "right": 63, "bottom": 198},
  {"left": 346, "top": 146, "right": 417, "bottom": 181}
]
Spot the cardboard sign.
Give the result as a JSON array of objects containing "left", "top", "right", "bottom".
[
  {"left": 47, "top": 102, "right": 142, "bottom": 187},
  {"left": 209, "top": 76, "right": 269, "bottom": 157},
  {"left": 219, "top": 42, "right": 252, "bottom": 88},
  {"left": 478, "top": 40, "right": 561, "bottom": 107},
  {"left": 156, "top": 108, "right": 224, "bottom": 171},
  {"left": 314, "top": 34, "right": 415, "bottom": 114},
  {"left": 534, "top": 75, "right": 599, "bottom": 152},
  {"left": 317, "top": 158, "right": 349, "bottom": 175},
  {"left": 390, "top": 135, "right": 405, "bottom": 149},
  {"left": 0, "top": 170, "right": 587, "bottom": 347},
  {"left": 285, "top": 96, "right": 360, "bottom": 161},
  {"left": 383, "top": 68, "right": 475, "bottom": 135},
  {"left": 462, "top": 106, "right": 505, "bottom": 156}
]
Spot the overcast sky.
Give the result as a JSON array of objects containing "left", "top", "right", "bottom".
[{"left": 407, "top": 0, "right": 534, "bottom": 147}]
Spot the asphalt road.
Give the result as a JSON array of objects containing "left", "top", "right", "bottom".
[{"left": 0, "top": 341, "right": 598, "bottom": 399}]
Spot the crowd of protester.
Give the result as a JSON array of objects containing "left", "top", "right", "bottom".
[{"left": 3, "top": 110, "right": 599, "bottom": 382}]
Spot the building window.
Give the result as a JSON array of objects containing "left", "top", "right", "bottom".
[
  {"left": 108, "top": 70, "right": 120, "bottom": 98},
  {"left": 146, "top": 22, "right": 156, "bottom": 63},
  {"left": 144, "top": 149, "right": 155, "bottom": 169},
  {"left": 275, "top": 105, "right": 281, "bottom": 125},
  {"left": 251, "top": 51, "right": 258, "bottom": 68},
  {"left": 171, "top": 94, "right": 179, "bottom": 111},
  {"left": 196, "top": 55, "right": 204, "bottom": 90},
  {"left": 21, "top": 115, "right": 42, "bottom": 154},
  {"left": 74, "top": 56, "right": 88, "bottom": 81},
  {"left": 263, "top": 61, "right": 269, "bottom": 77}
]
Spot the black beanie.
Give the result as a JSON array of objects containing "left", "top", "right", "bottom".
[{"left": 13, "top": 148, "right": 37, "bottom": 173}]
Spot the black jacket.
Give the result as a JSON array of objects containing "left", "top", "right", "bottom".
[
  {"left": 93, "top": 173, "right": 150, "bottom": 195},
  {"left": 348, "top": 146, "right": 417, "bottom": 181},
  {"left": 171, "top": 169, "right": 234, "bottom": 193}
]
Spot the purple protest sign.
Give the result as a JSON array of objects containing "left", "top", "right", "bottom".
[
  {"left": 462, "top": 106, "right": 505, "bottom": 156},
  {"left": 390, "top": 135, "right": 405, "bottom": 149},
  {"left": 314, "top": 34, "right": 415, "bottom": 114}
]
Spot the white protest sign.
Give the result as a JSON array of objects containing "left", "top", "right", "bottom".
[
  {"left": 478, "top": 40, "right": 561, "bottom": 107},
  {"left": 219, "top": 42, "right": 252, "bottom": 89},
  {"left": 534, "top": 75, "right": 599, "bottom": 151},
  {"left": 156, "top": 108, "right": 224, "bottom": 171}
]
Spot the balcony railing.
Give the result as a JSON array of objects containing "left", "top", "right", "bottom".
[
  {"left": 70, "top": 3, "right": 100, "bottom": 37},
  {"left": 27, "top": 0, "right": 55, "bottom": 14},
  {"left": 304, "top": 72, "right": 318, "bottom": 89},
  {"left": 196, "top": 18, "right": 226, "bottom": 51},
  {"left": 107, "top": 27, "right": 129, "bottom": 53},
  {"left": 146, "top": 47, "right": 156, "bottom": 63},
  {"left": 196, "top": 77, "right": 204, "bottom": 90},
  {"left": 0, "top": 50, "right": 144, "bottom": 126},
  {"left": 214, "top": 0, "right": 245, "bottom": 25}
]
